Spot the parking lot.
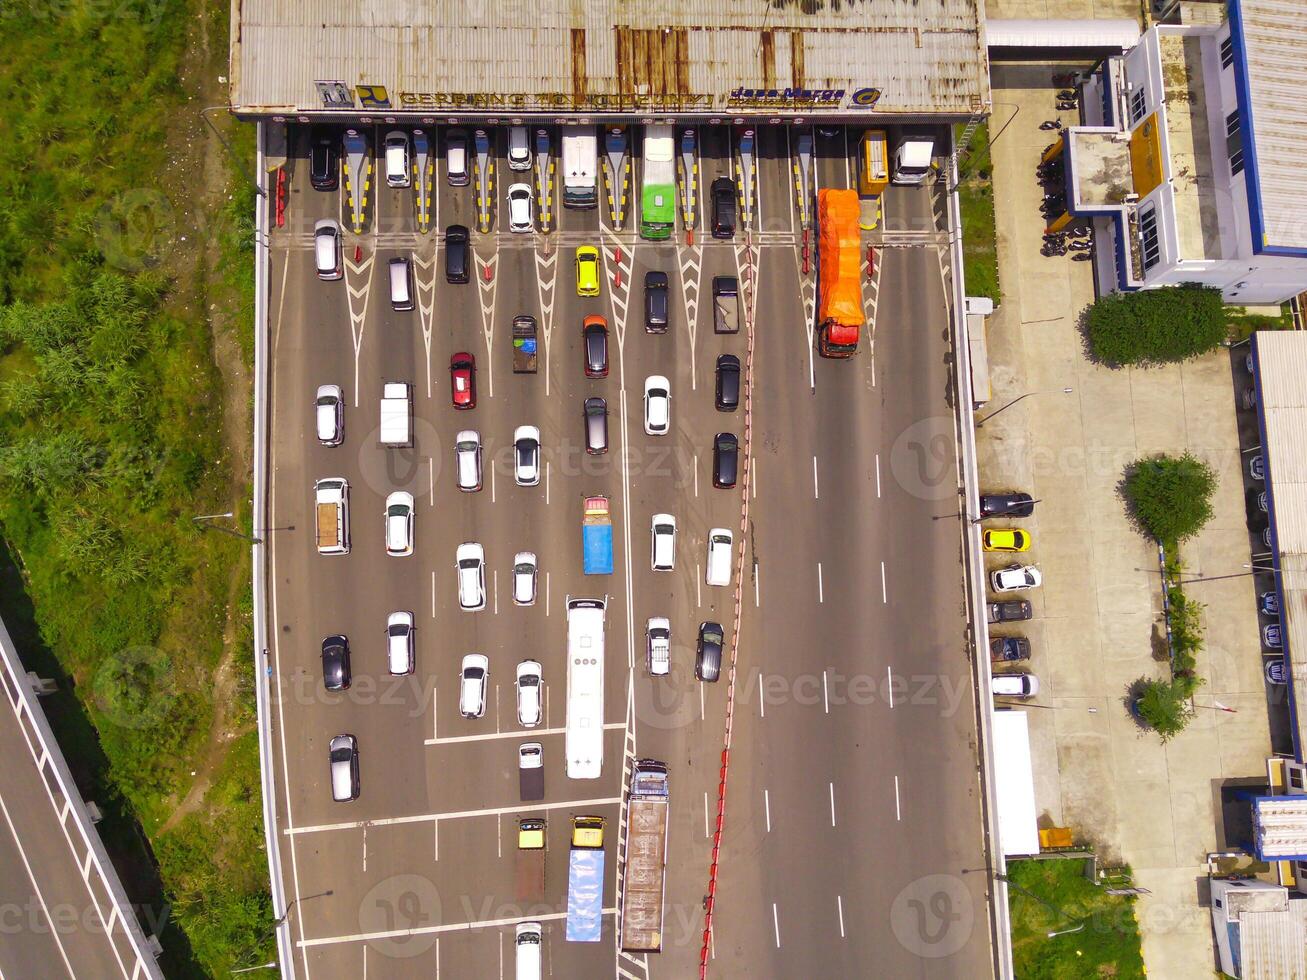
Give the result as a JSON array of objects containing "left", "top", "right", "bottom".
[{"left": 265, "top": 121, "right": 993, "bottom": 979}]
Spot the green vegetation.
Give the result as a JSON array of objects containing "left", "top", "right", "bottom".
[
  {"left": 1119, "top": 454, "right": 1216, "bottom": 739},
  {"left": 1008, "top": 858, "right": 1146, "bottom": 979},
  {"left": 0, "top": 0, "right": 267, "bottom": 975},
  {"left": 1228, "top": 303, "right": 1294, "bottom": 341},
  {"left": 955, "top": 123, "right": 1000, "bottom": 303},
  {"left": 1084, "top": 284, "right": 1226, "bottom": 367},
  {"left": 1122, "top": 452, "right": 1217, "bottom": 548}
]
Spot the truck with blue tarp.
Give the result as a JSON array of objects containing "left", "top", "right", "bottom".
[
  {"left": 566, "top": 815, "right": 606, "bottom": 942},
  {"left": 583, "top": 496, "right": 613, "bottom": 574},
  {"left": 512, "top": 315, "right": 538, "bottom": 373}
]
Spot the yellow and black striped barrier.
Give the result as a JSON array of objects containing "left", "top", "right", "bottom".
[
  {"left": 343, "top": 159, "right": 372, "bottom": 234},
  {"left": 679, "top": 158, "right": 698, "bottom": 228}
]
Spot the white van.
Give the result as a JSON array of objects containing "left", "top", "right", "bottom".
[
  {"left": 388, "top": 256, "right": 413, "bottom": 311},
  {"left": 515, "top": 921, "right": 542, "bottom": 979},
  {"left": 651, "top": 514, "right": 676, "bottom": 571},
  {"left": 706, "top": 528, "right": 733, "bottom": 587},
  {"left": 456, "top": 542, "right": 486, "bottom": 611}
]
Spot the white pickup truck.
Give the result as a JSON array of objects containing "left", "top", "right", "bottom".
[
  {"left": 379, "top": 381, "right": 412, "bottom": 448},
  {"left": 314, "top": 478, "right": 351, "bottom": 555}
]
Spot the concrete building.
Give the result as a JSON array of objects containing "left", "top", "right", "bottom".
[
  {"left": 1064, "top": 0, "right": 1307, "bottom": 304},
  {"left": 228, "top": 0, "right": 991, "bottom": 123},
  {"left": 1210, "top": 877, "right": 1307, "bottom": 979}
]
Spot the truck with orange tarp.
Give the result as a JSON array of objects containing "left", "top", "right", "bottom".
[{"left": 816, "top": 188, "right": 865, "bottom": 358}]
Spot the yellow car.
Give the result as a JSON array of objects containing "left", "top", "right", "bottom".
[
  {"left": 575, "top": 245, "right": 600, "bottom": 297},
  {"left": 982, "top": 528, "right": 1031, "bottom": 553}
]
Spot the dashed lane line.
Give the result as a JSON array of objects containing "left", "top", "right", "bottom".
[
  {"left": 298, "top": 907, "right": 619, "bottom": 949},
  {"left": 285, "top": 795, "right": 624, "bottom": 837}
]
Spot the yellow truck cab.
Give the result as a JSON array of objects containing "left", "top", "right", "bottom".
[
  {"left": 518, "top": 818, "right": 546, "bottom": 850},
  {"left": 571, "top": 815, "right": 605, "bottom": 848}
]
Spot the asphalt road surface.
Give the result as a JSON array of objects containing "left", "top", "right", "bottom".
[{"left": 265, "top": 122, "right": 991, "bottom": 979}]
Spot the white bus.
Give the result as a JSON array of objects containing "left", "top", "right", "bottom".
[
  {"left": 561, "top": 130, "right": 598, "bottom": 209},
  {"left": 565, "top": 597, "right": 606, "bottom": 779}
]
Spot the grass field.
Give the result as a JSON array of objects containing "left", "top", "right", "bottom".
[
  {"left": 1008, "top": 858, "right": 1147, "bottom": 979},
  {"left": 956, "top": 122, "right": 1001, "bottom": 304},
  {"left": 0, "top": 0, "right": 268, "bottom": 974}
]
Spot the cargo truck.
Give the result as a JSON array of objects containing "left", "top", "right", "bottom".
[
  {"left": 313, "top": 478, "right": 351, "bottom": 555},
  {"left": 582, "top": 495, "right": 613, "bottom": 575},
  {"left": 516, "top": 817, "right": 546, "bottom": 901},
  {"left": 620, "top": 760, "right": 670, "bottom": 953},
  {"left": 379, "top": 382, "right": 412, "bottom": 447},
  {"left": 512, "top": 315, "right": 538, "bottom": 374},
  {"left": 816, "top": 189, "right": 864, "bottom": 358},
  {"left": 712, "top": 276, "right": 739, "bottom": 334},
  {"left": 566, "top": 816, "right": 606, "bottom": 943},
  {"left": 892, "top": 134, "right": 936, "bottom": 186}
]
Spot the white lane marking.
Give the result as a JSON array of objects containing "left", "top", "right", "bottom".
[
  {"left": 817, "top": 562, "right": 824, "bottom": 603},
  {"left": 696, "top": 567, "right": 702, "bottom": 607},
  {"left": 829, "top": 782, "right": 836, "bottom": 827},
  {"left": 694, "top": 453, "right": 699, "bottom": 497},
  {"left": 426, "top": 721, "right": 625, "bottom": 747},
  {"left": 823, "top": 670, "right": 829, "bottom": 714},
  {"left": 362, "top": 825, "right": 367, "bottom": 872},
  {"left": 493, "top": 570, "right": 498, "bottom": 614},
  {"left": 545, "top": 572, "right": 551, "bottom": 616},
  {"left": 290, "top": 795, "right": 625, "bottom": 837},
  {"left": 491, "top": 463, "right": 497, "bottom": 503},
  {"left": 772, "top": 903, "right": 781, "bottom": 949},
  {"left": 703, "top": 792, "right": 709, "bottom": 838},
  {"left": 429, "top": 458, "right": 435, "bottom": 506},
  {"left": 881, "top": 561, "right": 887, "bottom": 604},
  {"left": 299, "top": 907, "right": 619, "bottom": 949},
  {"left": 431, "top": 571, "right": 436, "bottom": 619},
  {"left": 837, "top": 896, "right": 845, "bottom": 938},
  {"left": 842, "top": 127, "right": 851, "bottom": 188},
  {"left": 546, "top": 461, "right": 551, "bottom": 505},
  {"left": 764, "top": 789, "right": 772, "bottom": 832},
  {"left": 875, "top": 454, "right": 881, "bottom": 498},
  {"left": 752, "top": 457, "right": 758, "bottom": 499},
  {"left": 888, "top": 666, "right": 895, "bottom": 708},
  {"left": 754, "top": 566, "right": 760, "bottom": 608},
  {"left": 497, "top": 813, "right": 502, "bottom": 859},
  {"left": 0, "top": 786, "right": 77, "bottom": 979},
  {"left": 894, "top": 775, "right": 902, "bottom": 821},
  {"left": 812, "top": 455, "right": 819, "bottom": 499},
  {"left": 700, "top": 682, "right": 705, "bottom": 721},
  {"left": 436, "top": 937, "right": 440, "bottom": 978},
  {"left": 434, "top": 820, "right": 439, "bottom": 861}
]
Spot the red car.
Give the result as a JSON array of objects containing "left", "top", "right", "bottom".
[
  {"left": 582, "top": 315, "right": 608, "bottom": 379},
  {"left": 450, "top": 353, "right": 476, "bottom": 409}
]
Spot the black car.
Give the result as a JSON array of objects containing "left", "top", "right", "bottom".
[
  {"left": 309, "top": 130, "right": 338, "bottom": 191},
  {"left": 321, "top": 634, "right": 351, "bottom": 691},
  {"left": 713, "top": 432, "right": 738, "bottom": 489},
  {"left": 445, "top": 224, "right": 470, "bottom": 283},
  {"left": 583, "top": 396, "right": 608, "bottom": 455},
  {"left": 583, "top": 316, "right": 609, "bottom": 378},
  {"left": 696, "top": 621, "right": 724, "bottom": 682},
  {"left": 989, "top": 636, "right": 1031, "bottom": 662},
  {"left": 644, "top": 270, "right": 669, "bottom": 333},
  {"left": 715, "top": 354, "right": 741, "bottom": 412},
  {"left": 979, "top": 492, "right": 1034, "bottom": 519},
  {"left": 986, "top": 600, "right": 1033, "bottom": 624},
  {"left": 710, "top": 176, "right": 737, "bottom": 239}
]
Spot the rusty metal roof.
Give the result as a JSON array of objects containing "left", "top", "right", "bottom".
[{"left": 229, "top": 0, "right": 990, "bottom": 117}]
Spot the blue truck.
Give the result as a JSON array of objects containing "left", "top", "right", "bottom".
[
  {"left": 566, "top": 815, "right": 606, "bottom": 942},
  {"left": 583, "top": 495, "right": 613, "bottom": 575}
]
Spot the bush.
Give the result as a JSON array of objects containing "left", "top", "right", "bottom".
[
  {"left": 1084, "top": 284, "right": 1226, "bottom": 367},
  {"left": 1123, "top": 453, "right": 1217, "bottom": 547},
  {"left": 1132, "top": 678, "right": 1192, "bottom": 741}
]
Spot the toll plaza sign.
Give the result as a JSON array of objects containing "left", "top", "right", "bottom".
[{"left": 326, "top": 85, "right": 889, "bottom": 114}]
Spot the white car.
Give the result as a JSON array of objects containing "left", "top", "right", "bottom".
[
  {"left": 513, "top": 551, "right": 537, "bottom": 605},
  {"left": 507, "top": 126, "right": 532, "bottom": 171},
  {"left": 514, "top": 425, "right": 541, "bottom": 486},
  {"left": 507, "top": 183, "right": 533, "bottom": 233},
  {"left": 992, "top": 672, "right": 1040, "bottom": 699},
  {"left": 384, "top": 130, "right": 410, "bottom": 188},
  {"left": 644, "top": 375, "right": 670, "bottom": 436},
  {"left": 989, "top": 563, "right": 1042, "bottom": 593},
  {"left": 384, "top": 491, "right": 414, "bottom": 557},
  {"left": 314, "top": 218, "right": 342, "bottom": 280},
  {"left": 455, "top": 430, "right": 482, "bottom": 492},
  {"left": 516, "top": 659, "right": 542, "bottom": 727},
  {"left": 456, "top": 542, "right": 486, "bottom": 611},
  {"left": 385, "top": 611, "right": 414, "bottom": 675},
  {"left": 646, "top": 617, "right": 671, "bottom": 676},
  {"left": 459, "top": 654, "right": 489, "bottom": 718},
  {"left": 651, "top": 514, "right": 676, "bottom": 571},
  {"left": 315, "top": 384, "right": 343, "bottom": 446},
  {"left": 706, "top": 527, "right": 733, "bottom": 587}
]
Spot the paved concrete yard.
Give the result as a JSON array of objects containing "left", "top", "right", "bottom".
[{"left": 978, "top": 64, "right": 1273, "bottom": 978}]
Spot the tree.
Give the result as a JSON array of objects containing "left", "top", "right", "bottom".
[
  {"left": 1123, "top": 453, "right": 1216, "bottom": 547},
  {"left": 1084, "top": 284, "right": 1226, "bottom": 367},
  {"left": 1132, "top": 678, "right": 1192, "bottom": 742}
]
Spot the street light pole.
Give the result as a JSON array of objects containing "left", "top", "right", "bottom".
[
  {"left": 976, "top": 387, "right": 1074, "bottom": 428},
  {"left": 192, "top": 512, "right": 263, "bottom": 544}
]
